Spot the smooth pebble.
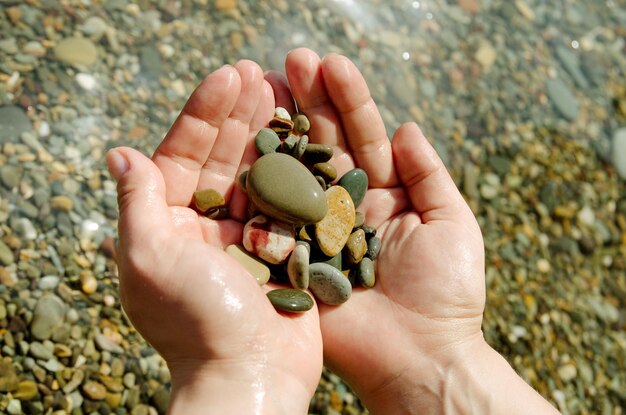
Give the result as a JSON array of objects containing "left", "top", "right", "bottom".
[
  {"left": 287, "top": 244, "right": 310, "bottom": 289},
  {"left": 267, "top": 289, "right": 314, "bottom": 313},
  {"left": 309, "top": 262, "right": 352, "bottom": 305},
  {"left": 315, "top": 186, "right": 355, "bottom": 257},
  {"left": 225, "top": 244, "right": 270, "bottom": 285},
  {"left": 243, "top": 215, "right": 295, "bottom": 264}
]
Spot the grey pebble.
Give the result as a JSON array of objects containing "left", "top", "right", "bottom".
[
  {"left": 309, "top": 262, "right": 352, "bottom": 305},
  {"left": 30, "top": 294, "right": 66, "bottom": 341},
  {"left": 358, "top": 257, "right": 376, "bottom": 288},
  {"left": 366, "top": 236, "right": 381, "bottom": 260}
]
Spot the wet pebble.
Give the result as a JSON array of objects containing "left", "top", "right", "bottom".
[
  {"left": 337, "top": 168, "right": 368, "bottom": 208},
  {"left": 357, "top": 257, "right": 376, "bottom": 288},
  {"left": 193, "top": 188, "right": 225, "bottom": 213},
  {"left": 255, "top": 128, "right": 281, "bottom": 155},
  {"left": 309, "top": 263, "right": 352, "bottom": 305},
  {"left": 287, "top": 243, "right": 310, "bottom": 289},
  {"left": 315, "top": 186, "right": 355, "bottom": 257},
  {"left": 267, "top": 289, "right": 314, "bottom": 313},
  {"left": 30, "top": 294, "right": 66, "bottom": 341},
  {"left": 246, "top": 153, "right": 327, "bottom": 224},
  {"left": 225, "top": 244, "right": 270, "bottom": 285},
  {"left": 243, "top": 215, "right": 295, "bottom": 264}
]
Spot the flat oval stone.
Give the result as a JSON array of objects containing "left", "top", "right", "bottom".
[
  {"left": 287, "top": 244, "right": 310, "bottom": 289},
  {"left": 357, "top": 257, "right": 376, "bottom": 288},
  {"left": 267, "top": 289, "right": 314, "bottom": 313},
  {"left": 337, "top": 168, "right": 368, "bottom": 208},
  {"left": 225, "top": 244, "right": 270, "bottom": 285},
  {"left": 366, "top": 236, "right": 382, "bottom": 260},
  {"left": 308, "top": 262, "right": 352, "bottom": 305},
  {"left": 193, "top": 188, "right": 225, "bottom": 212},
  {"left": 292, "top": 113, "right": 311, "bottom": 134},
  {"left": 255, "top": 128, "right": 281, "bottom": 155},
  {"left": 312, "top": 162, "right": 337, "bottom": 182},
  {"left": 302, "top": 143, "right": 333, "bottom": 164},
  {"left": 346, "top": 229, "right": 367, "bottom": 265},
  {"left": 243, "top": 215, "right": 295, "bottom": 264},
  {"left": 275, "top": 107, "right": 291, "bottom": 120},
  {"left": 246, "top": 153, "right": 328, "bottom": 224},
  {"left": 315, "top": 186, "right": 355, "bottom": 257}
]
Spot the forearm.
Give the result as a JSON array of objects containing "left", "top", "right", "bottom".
[
  {"left": 360, "top": 339, "right": 560, "bottom": 415},
  {"left": 167, "top": 360, "right": 312, "bottom": 415}
]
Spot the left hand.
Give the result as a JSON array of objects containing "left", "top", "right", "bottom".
[{"left": 107, "top": 61, "right": 322, "bottom": 414}]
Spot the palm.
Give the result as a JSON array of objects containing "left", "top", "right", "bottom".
[
  {"left": 273, "top": 49, "right": 487, "bottom": 395},
  {"left": 115, "top": 61, "right": 322, "bottom": 397}
]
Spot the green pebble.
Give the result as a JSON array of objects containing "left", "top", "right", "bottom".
[
  {"left": 301, "top": 143, "right": 333, "bottom": 164},
  {"left": 292, "top": 113, "right": 311, "bottom": 134},
  {"left": 246, "top": 153, "right": 328, "bottom": 224},
  {"left": 357, "top": 257, "right": 376, "bottom": 288},
  {"left": 255, "top": 128, "right": 281, "bottom": 155},
  {"left": 337, "top": 168, "right": 368, "bottom": 208},
  {"left": 366, "top": 236, "right": 381, "bottom": 260},
  {"left": 193, "top": 189, "right": 225, "bottom": 213},
  {"left": 311, "top": 250, "right": 342, "bottom": 271},
  {"left": 312, "top": 162, "right": 337, "bottom": 182},
  {"left": 292, "top": 134, "right": 309, "bottom": 159},
  {"left": 267, "top": 289, "right": 314, "bottom": 313}
]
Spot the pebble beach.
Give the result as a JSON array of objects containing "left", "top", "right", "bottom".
[{"left": 0, "top": 0, "right": 625, "bottom": 414}]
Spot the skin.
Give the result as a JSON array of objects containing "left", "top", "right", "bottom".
[{"left": 107, "top": 49, "right": 560, "bottom": 414}]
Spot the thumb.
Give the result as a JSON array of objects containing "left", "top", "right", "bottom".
[{"left": 106, "top": 147, "right": 171, "bottom": 248}]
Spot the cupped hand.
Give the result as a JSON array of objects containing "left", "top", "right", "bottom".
[
  {"left": 273, "top": 48, "right": 488, "bottom": 409},
  {"left": 106, "top": 61, "right": 322, "bottom": 413}
]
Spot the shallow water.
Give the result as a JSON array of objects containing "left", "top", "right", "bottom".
[{"left": 0, "top": 0, "right": 625, "bottom": 413}]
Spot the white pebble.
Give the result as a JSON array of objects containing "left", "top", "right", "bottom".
[
  {"left": 76, "top": 73, "right": 97, "bottom": 91},
  {"left": 275, "top": 106, "right": 291, "bottom": 120},
  {"left": 38, "top": 121, "right": 50, "bottom": 137},
  {"left": 557, "top": 364, "right": 577, "bottom": 382},
  {"left": 577, "top": 206, "right": 595, "bottom": 226},
  {"left": 536, "top": 258, "right": 551, "bottom": 273},
  {"left": 38, "top": 276, "right": 60, "bottom": 290},
  {"left": 103, "top": 294, "right": 115, "bottom": 307}
]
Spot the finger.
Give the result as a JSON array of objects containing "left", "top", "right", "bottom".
[
  {"left": 197, "top": 60, "right": 264, "bottom": 199},
  {"left": 392, "top": 123, "right": 474, "bottom": 223},
  {"left": 229, "top": 80, "right": 276, "bottom": 222},
  {"left": 285, "top": 48, "right": 355, "bottom": 173},
  {"left": 264, "top": 70, "right": 296, "bottom": 115},
  {"left": 106, "top": 147, "right": 171, "bottom": 250},
  {"left": 321, "top": 53, "right": 397, "bottom": 188},
  {"left": 153, "top": 65, "right": 241, "bottom": 206}
]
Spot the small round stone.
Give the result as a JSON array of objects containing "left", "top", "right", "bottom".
[
  {"left": 312, "top": 162, "right": 337, "bottom": 182},
  {"left": 194, "top": 188, "right": 225, "bottom": 213},
  {"left": 287, "top": 244, "right": 310, "bottom": 289},
  {"left": 346, "top": 229, "right": 367, "bottom": 265},
  {"left": 292, "top": 134, "right": 309, "bottom": 159},
  {"left": 275, "top": 106, "right": 291, "bottom": 120},
  {"left": 267, "top": 289, "right": 314, "bottom": 313},
  {"left": 309, "top": 262, "right": 352, "bottom": 305},
  {"left": 357, "top": 257, "right": 376, "bottom": 288},
  {"left": 302, "top": 143, "right": 333, "bottom": 164},
  {"left": 366, "top": 236, "right": 381, "bottom": 260},
  {"left": 254, "top": 128, "right": 281, "bottom": 155},
  {"left": 83, "top": 381, "right": 107, "bottom": 400},
  {"left": 13, "top": 380, "right": 38, "bottom": 401},
  {"left": 337, "top": 168, "right": 368, "bottom": 208},
  {"left": 292, "top": 113, "right": 311, "bottom": 134}
]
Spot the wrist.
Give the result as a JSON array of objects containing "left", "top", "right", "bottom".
[
  {"left": 357, "top": 336, "right": 559, "bottom": 414},
  {"left": 167, "top": 358, "right": 313, "bottom": 415}
]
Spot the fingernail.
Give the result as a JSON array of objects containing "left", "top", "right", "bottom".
[{"left": 106, "top": 149, "right": 129, "bottom": 181}]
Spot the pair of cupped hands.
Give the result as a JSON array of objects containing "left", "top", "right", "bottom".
[{"left": 106, "top": 48, "right": 487, "bottom": 414}]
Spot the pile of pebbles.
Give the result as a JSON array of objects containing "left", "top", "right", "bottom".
[{"left": 194, "top": 109, "right": 380, "bottom": 312}]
